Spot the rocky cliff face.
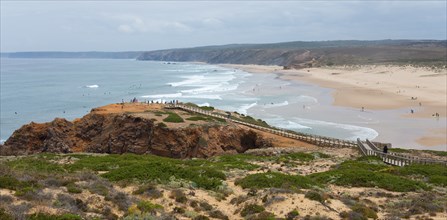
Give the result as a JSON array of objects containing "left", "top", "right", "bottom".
[{"left": 0, "top": 113, "right": 272, "bottom": 158}]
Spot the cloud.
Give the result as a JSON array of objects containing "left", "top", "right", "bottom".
[
  {"left": 118, "top": 24, "right": 134, "bottom": 33},
  {"left": 106, "top": 13, "right": 192, "bottom": 34},
  {"left": 1, "top": 1, "right": 445, "bottom": 51}
]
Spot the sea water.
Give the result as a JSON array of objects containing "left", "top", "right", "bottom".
[{"left": 0, "top": 58, "right": 383, "bottom": 144}]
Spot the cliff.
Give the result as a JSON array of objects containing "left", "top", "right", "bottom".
[
  {"left": 137, "top": 40, "right": 447, "bottom": 68},
  {"left": 0, "top": 106, "right": 272, "bottom": 158}
]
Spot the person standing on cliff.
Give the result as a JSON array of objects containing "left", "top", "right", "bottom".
[{"left": 383, "top": 145, "right": 388, "bottom": 154}]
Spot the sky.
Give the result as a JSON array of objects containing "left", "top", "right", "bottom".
[{"left": 1, "top": 0, "right": 446, "bottom": 52}]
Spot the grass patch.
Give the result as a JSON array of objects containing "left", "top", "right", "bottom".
[
  {"left": 234, "top": 115, "right": 271, "bottom": 128},
  {"left": 235, "top": 172, "right": 317, "bottom": 190},
  {"left": 163, "top": 112, "right": 184, "bottom": 123},
  {"left": 240, "top": 204, "right": 265, "bottom": 217},
  {"left": 422, "top": 150, "right": 447, "bottom": 157},
  {"left": 3, "top": 153, "right": 262, "bottom": 190},
  {"left": 136, "top": 200, "right": 163, "bottom": 213},
  {"left": 28, "top": 213, "right": 82, "bottom": 220},
  {"left": 389, "top": 164, "right": 447, "bottom": 186},
  {"left": 209, "top": 154, "right": 263, "bottom": 170},
  {"left": 69, "top": 154, "right": 224, "bottom": 190},
  {"left": 276, "top": 152, "right": 330, "bottom": 163},
  {"left": 388, "top": 148, "right": 412, "bottom": 153},
  {"left": 66, "top": 183, "right": 82, "bottom": 194},
  {"left": 309, "top": 157, "right": 430, "bottom": 192},
  {"left": 186, "top": 116, "right": 214, "bottom": 122},
  {"left": 5, "top": 156, "right": 66, "bottom": 173},
  {"left": 0, "top": 176, "right": 39, "bottom": 194},
  {"left": 199, "top": 106, "right": 214, "bottom": 111}
]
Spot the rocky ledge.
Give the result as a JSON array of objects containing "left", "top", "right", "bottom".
[{"left": 0, "top": 108, "right": 272, "bottom": 157}]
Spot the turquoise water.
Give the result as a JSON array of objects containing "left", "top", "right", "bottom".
[{"left": 0, "top": 58, "right": 381, "bottom": 144}]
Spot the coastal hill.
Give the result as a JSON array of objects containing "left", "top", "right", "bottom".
[
  {"left": 137, "top": 40, "right": 447, "bottom": 68},
  {"left": 3, "top": 40, "right": 446, "bottom": 69}
]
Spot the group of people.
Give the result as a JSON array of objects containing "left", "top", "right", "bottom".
[{"left": 122, "top": 98, "right": 180, "bottom": 105}]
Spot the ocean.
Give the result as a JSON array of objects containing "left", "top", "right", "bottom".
[{"left": 0, "top": 58, "right": 388, "bottom": 144}]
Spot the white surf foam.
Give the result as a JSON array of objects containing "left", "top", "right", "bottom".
[
  {"left": 264, "top": 101, "right": 289, "bottom": 109},
  {"left": 168, "top": 75, "right": 205, "bottom": 87},
  {"left": 293, "top": 118, "right": 379, "bottom": 140},
  {"left": 296, "top": 95, "right": 318, "bottom": 103},
  {"left": 84, "top": 84, "right": 99, "bottom": 88},
  {"left": 237, "top": 102, "right": 257, "bottom": 115},
  {"left": 166, "top": 70, "right": 242, "bottom": 101},
  {"left": 0, "top": 139, "right": 5, "bottom": 144},
  {"left": 198, "top": 102, "right": 210, "bottom": 107},
  {"left": 264, "top": 117, "right": 312, "bottom": 130},
  {"left": 183, "top": 94, "right": 222, "bottom": 100},
  {"left": 141, "top": 93, "right": 183, "bottom": 98}
]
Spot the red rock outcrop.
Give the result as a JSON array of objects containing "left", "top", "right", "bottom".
[{"left": 0, "top": 112, "right": 272, "bottom": 158}]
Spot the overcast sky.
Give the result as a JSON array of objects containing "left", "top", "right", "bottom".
[{"left": 1, "top": 1, "right": 446, "bottom": 52}]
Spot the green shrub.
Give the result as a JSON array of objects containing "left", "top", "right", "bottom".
[
  {"left": 157, "top": 122, "right": 167, "bottom": 128},
  {"left": 351, "top": 203, "right": 378, "bottom": 219},
  {"left": 209, "top": 210, "right": 229, "bottom": 220},
  {"left": 305, "top": 190, "right": 325, "bottom": 203},
  {"left": 309, "top": 158, "right": 429, "bottom": 192},
  {"left": 422, "top": 150, "right": 447, "bottom": 157},
  {"left": 137, "top": 200, "right": 163, "bottom": 213},
  {"left": 193, "top": 215, "right": 210, "bottom": 220},
  {"left": 286, "top": 210, "right": 300, "bottom": 220},
  {"left": 15, "top": 186, "right": 38, "bottom": 197},
  {"left": 389, "top": 164, "right": 447, "bottom": 186},
  {"left": 186, "top": 116, "right": 210, "bottom": 121},
  {"left": 28, "top": 213, "right": 82, "bottom": 220},
  {"left": 163, "top": 112, "right": 184, "bottom": 123},
  {"left": 235, "top": 172, "right": 316, "bottom": 190},
  {"left": 278, "top": 152, "right": 316, "bottom": 162},
  {"left": 388, "top": 148, "right": 412, "bottom": 153},
  {"left": 310, "top": 168, "right": 428, "bottom": 192},
  {"left": 68, "top": 154, "right": 231, "bottom": 190},
  {"left": 199, "top": 106, "right": 215, "bottom": 111},
  {"left": 170, "top": 189, "right": 188, "bottom": 203},
  {"left": 0, "top": 208, "right": 13, "bottom": 220},
  {"left": 0, "top": 176, "right": 23, "bottom": 190},
  {"left": 428, "top": 175, "right": 447, "bottom": 186},
  {"left": 5, "top": 157, "right": 65, "bottom": 173},
  {"left": 133, "top": 184, "right": 162, "bottom": 198},
  {"left": 66, "top": 183, "right": 82, "bottom": 194},
  {"left": 240, "top": 204, "right": 265, "bottom": 217}
]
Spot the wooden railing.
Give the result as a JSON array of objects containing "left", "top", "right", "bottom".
[
  {"left": 166, "top": 104, "right": 357, "bottom": 148},
  {"left": 166, "top": 104, "right": 447, "bottom": 166},
  {"left": 363, "top": 139, "right": 447, "bottom": 166}
]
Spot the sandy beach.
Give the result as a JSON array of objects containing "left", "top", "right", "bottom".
[{"left": 221, "top": 64, "right": 447, "bottom": 149}]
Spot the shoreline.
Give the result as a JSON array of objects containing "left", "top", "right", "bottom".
[
  {"left": 221, "top": 64, "right": 447, "bottom": 117},
  {"left": 220, "top": 64, "right": 447, "bottom": 150}
]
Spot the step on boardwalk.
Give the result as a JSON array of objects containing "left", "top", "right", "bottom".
[{"left": 166, "top": 104, "right": 447, "bottom": 167}]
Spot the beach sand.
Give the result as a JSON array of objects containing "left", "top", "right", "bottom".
[{"left": 221, "top": 64, "right": 447, "bottom": 149}]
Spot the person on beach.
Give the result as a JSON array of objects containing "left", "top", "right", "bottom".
[
  {"left": 411, "top": 109, "right": 414, "bottom": 114},
  {"left": 383, "top": 145, "right": 388, "bottom": 154},
  {"left": 361, "top": 107, "right": 364, "bottom": 112}
]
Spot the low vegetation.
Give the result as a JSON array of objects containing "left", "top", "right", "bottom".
[
  {"left": 235, "top": 172, "right": 317, "bottom": 190},
  {"left": 0, "top": 152, "right": 445, "bottom": 219},
  {"left": 163, "top": 112, "right": 184, "bottom": 123},
  {"left": 309, "top": 156, "right": 431, "bottom": 192}
]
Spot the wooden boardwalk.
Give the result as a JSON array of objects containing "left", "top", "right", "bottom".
[{"left": 166, "top": 104, "right": 447, "bottom": 167}]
